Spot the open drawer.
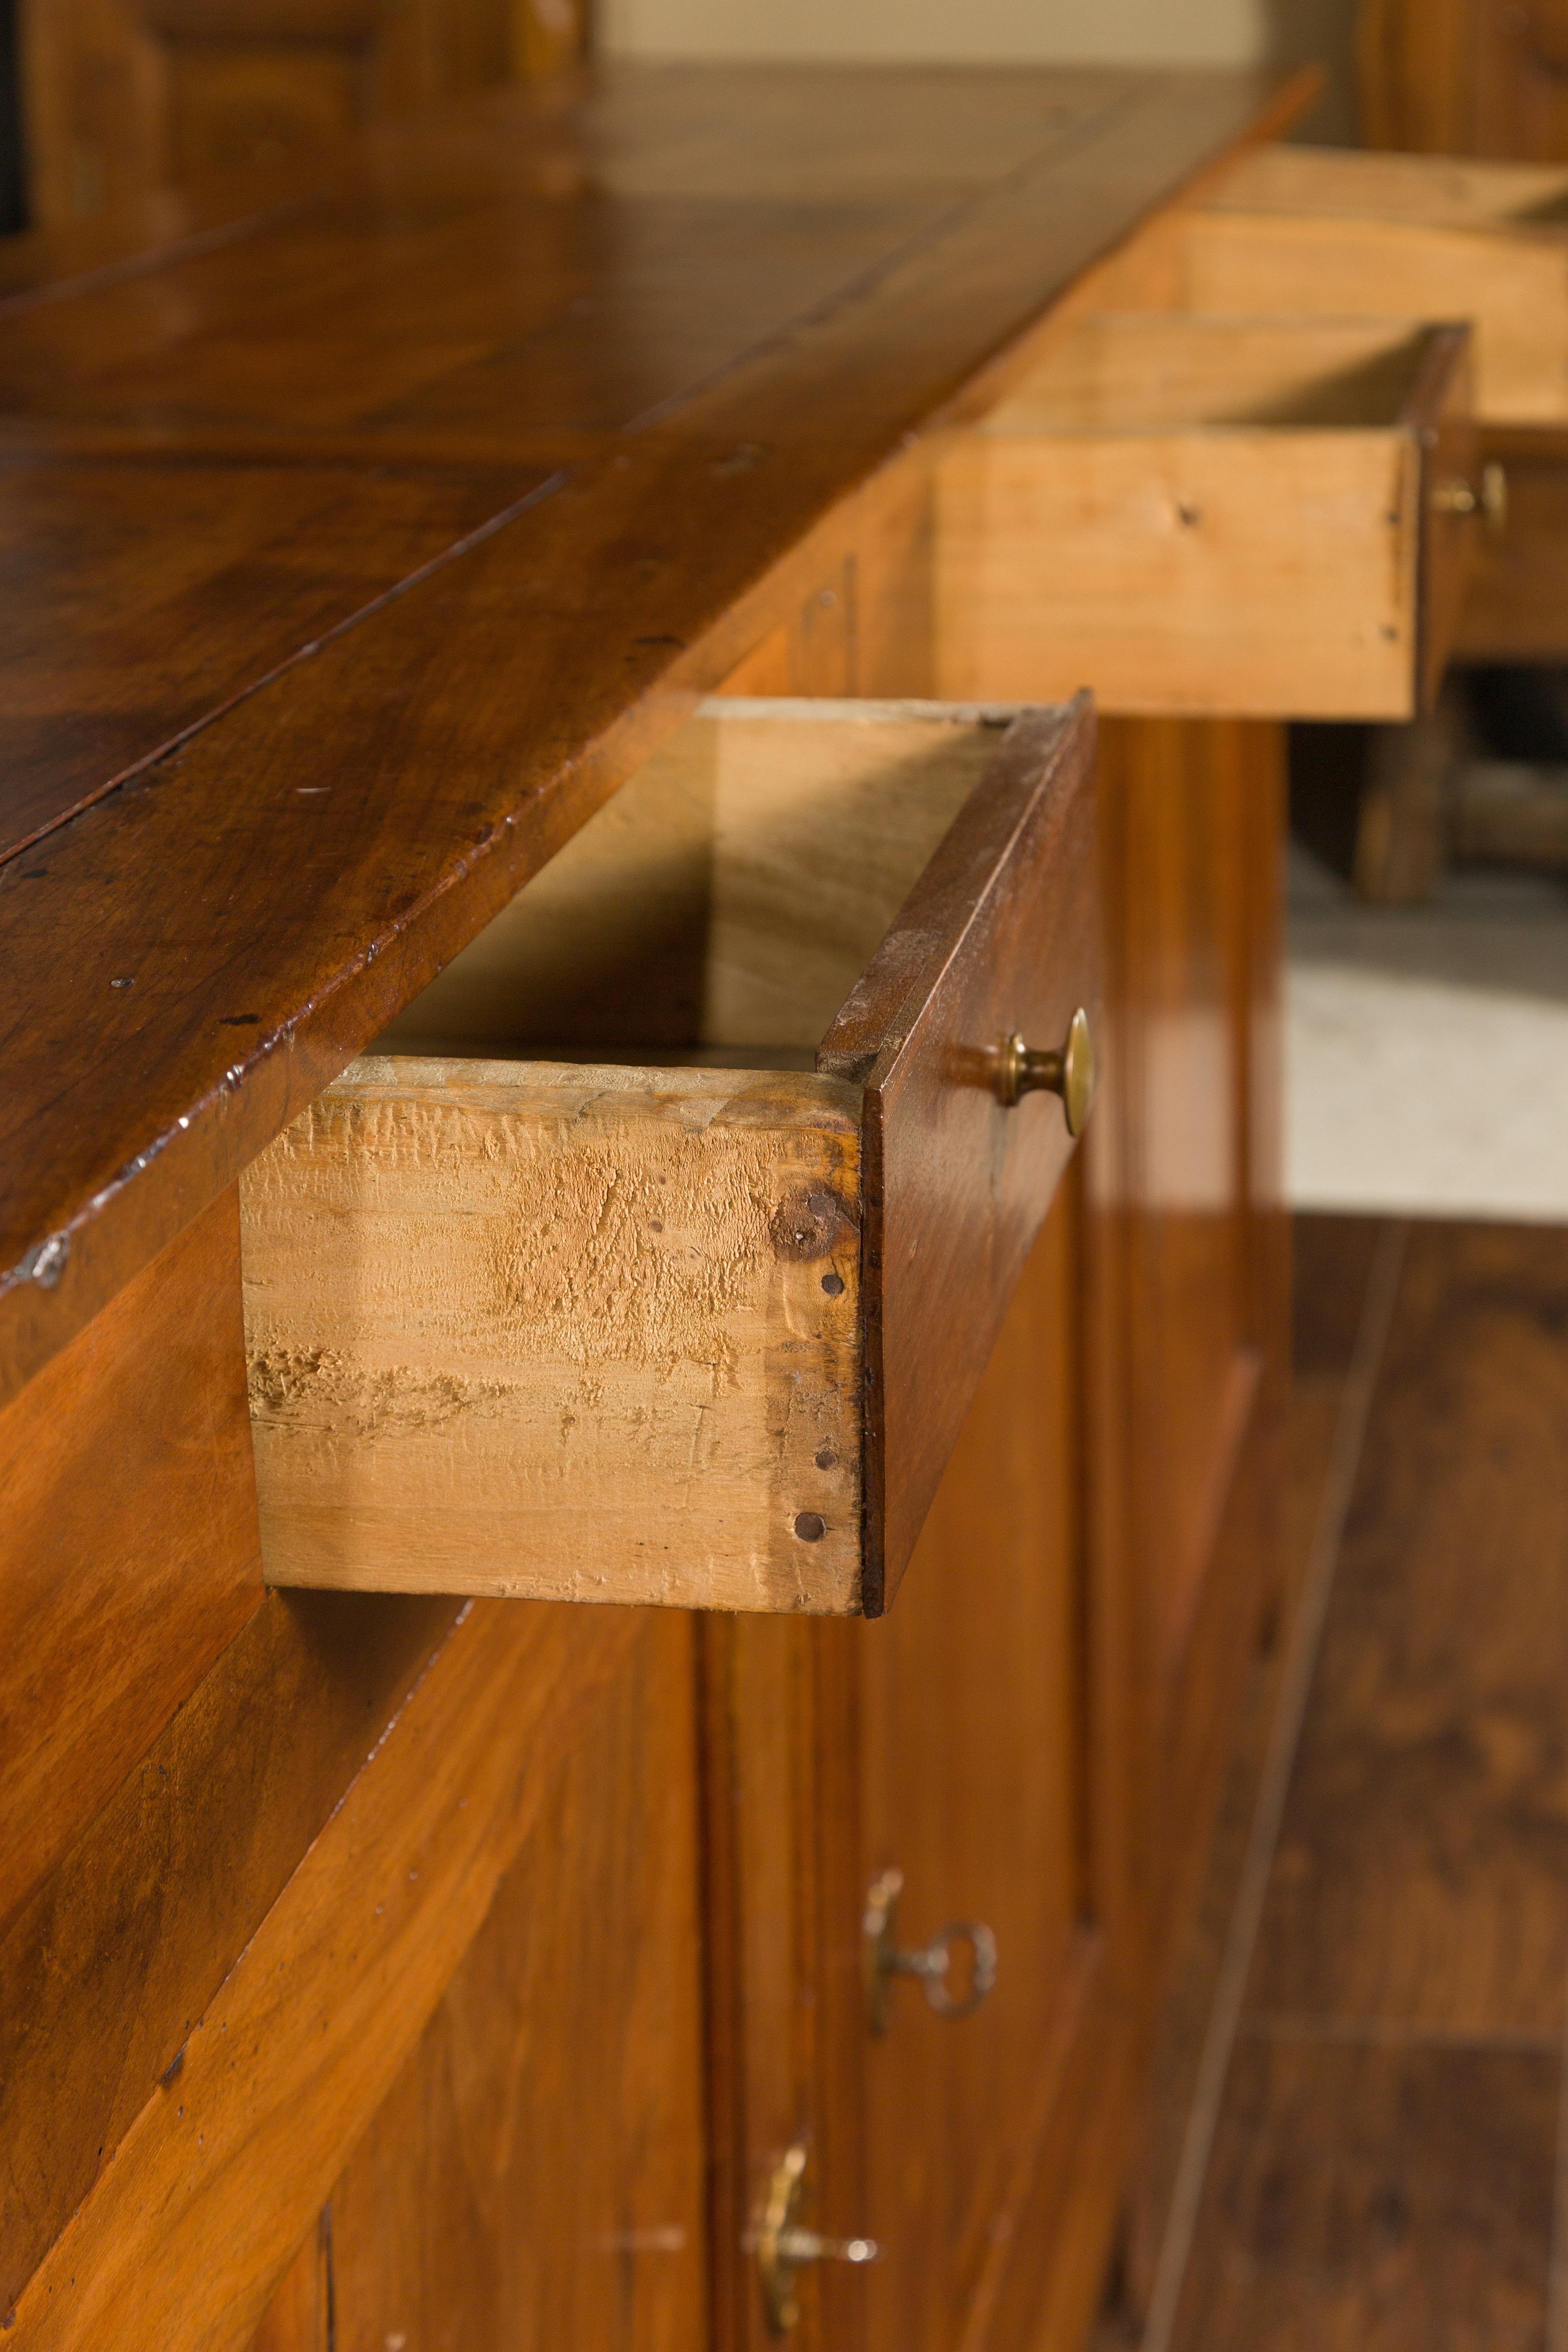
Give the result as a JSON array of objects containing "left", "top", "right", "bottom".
[
  {"left": 240, "top": 697, "right": 1099, "bottom": 1618},
  {"left": 935, "top": 312, "right": 1476, "bottom": 720},
  {"left": 1187, "top": 144, "right": 1568, "bottom": 427}
]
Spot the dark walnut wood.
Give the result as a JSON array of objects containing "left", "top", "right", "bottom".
[
  {"left": 0, "top": 1185, "right": 261, "bottom": 1938},
  {"left": 327, "top": 1611, "right": 709, "bottom": 2352},
  {"left": 18, "top": 0, "right": 590, "bottom": 233},
  {"left": 1250, "top": 1221, "right": 1568, "bottom": 2039},
  {"left": 1360, "top": 0, "right": 1568, "bottom": 160},
  {"left": 0, "top": 1586, "right": 459, "bottom": 2315},
  {"left": 0, "top": 60, "right": 1312, "bottom": 1413},
  {"left": 821, "top": 699, "right": 1100, "bottom": 1613},
  {"left": 0, "top": 61, "right": 1314, "bottom": 2352}
]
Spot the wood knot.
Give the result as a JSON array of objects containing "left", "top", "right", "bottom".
[{"left": 769, "top": 1188, "right": 852, "bottom": 1264}]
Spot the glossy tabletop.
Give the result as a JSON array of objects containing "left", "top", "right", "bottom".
[{"left": 0, "top": 59, "right": 1305, "bottom": 1405}]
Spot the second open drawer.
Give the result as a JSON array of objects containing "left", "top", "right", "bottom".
[
  {"left": 936, "top": 310, "right": 1478, "bottom": 721},
  {"left": 239, "top": 695, "right": 1099, "bottom": 1619}
]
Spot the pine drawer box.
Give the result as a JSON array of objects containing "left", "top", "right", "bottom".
[
  {"left": 239, "top": 697, "right": 1099, "bottom": 1619},
  {"left": 936, "top": 311, "right": 1478, "bottom": 720},
  {"left": 1187, "top": 144, "right": 1568, "bottom": 427}
]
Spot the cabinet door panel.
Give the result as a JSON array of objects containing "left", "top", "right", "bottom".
[
  {"left": 1095, "top": 714, "right": 1287, "bottom": 1957},
  {"left": 327, "top": 1609, "right": 710, "bottom": 2352},
  {"left": 858, "top": 1179, "right": 1123, "bottom": 2352}
]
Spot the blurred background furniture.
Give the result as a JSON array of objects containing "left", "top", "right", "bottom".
[
  {"left": 1354, "top": 0, "right": 1568, "bottom": 897},
  {"left": 1361, "top": 0, "right": 1568, "bottom": 158},
  {"left": 14, "top": 0, "right": 588, "bottom": 227}
]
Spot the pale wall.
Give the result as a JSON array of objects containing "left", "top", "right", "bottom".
[{"left": 599, "top": 0, "right": 1358, "bottom": 139}]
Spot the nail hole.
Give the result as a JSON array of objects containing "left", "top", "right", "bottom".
[
  {"left": 821, "top": 1271, "right": 845, "bottom": 1296},
  {"left": 793, "top": 1512, "right": 827, "bottom": 1543}
]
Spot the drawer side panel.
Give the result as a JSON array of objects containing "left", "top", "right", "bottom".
[{"left": 240, "top": 1061, "right": 865, "bottom": 1614}]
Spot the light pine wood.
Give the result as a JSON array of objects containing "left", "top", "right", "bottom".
[
  {"left": 377, "top": 700, "right": 1007, "bottom": 1054},
  {"left": 242, "top": 1060, "right": 866, "bottom": 1613},
  {"left": 936, "top": 316, "right": 1467, "bottom": 720},
  {"left": 247, "top": 700, "right": 1089, "bottom": 1616},
  {"left": 1188, "top": 144, "right": 1568, "bottom": 425}
]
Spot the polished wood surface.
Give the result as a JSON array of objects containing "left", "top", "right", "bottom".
[
  {"left": 1179, "top": 2038, "right": 1559, "bottom": 2350},
  {"left": 0, "top": 1588, "right": 459, "bottom": 2318},
  {"left": 0, "top": 1184, "right": 260, "bottom": 1938},
  {"left": 1096, "top": 1215, "right": 1390, "bottom": 2340},
  {"left": 0, "top": 60, "right": 1311, "bottom": 1412},
  {"left": 0, "top": 61, "right": 1312, "bottom": 2352},
  {"left": 327, "top": 1611, "right": 709, "bottom": 2352},
  {"left": 859, "top": 1182, "right": 1128, "bottom": 2352},
  {"left": 7, "top": 1600, "right": 655, "bottom": 2350},
  {"left": 820, "top": 701, "right": 1099, "bottom": 1611},
  {"left": 1459, "top": 419, "right": 1568, "bottom": 655},
  {"left": 248, "top": 2225, "right": 329, "bottom": 2352}
]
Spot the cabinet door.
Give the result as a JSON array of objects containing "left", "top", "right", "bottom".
[
  {"left": 857, "top": 1175, "right": 1135, "bottom": 2352},
  {"left": 322, "top": 1608, "right": 710, "bottom": 2352},
  {"left": 1093, "top": 714, "right": 1288, "bottom": 1965}
]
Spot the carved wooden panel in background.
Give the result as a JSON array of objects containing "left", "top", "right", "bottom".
[{"left": 18, "top": 0, "right": 589, "bottom": 227}]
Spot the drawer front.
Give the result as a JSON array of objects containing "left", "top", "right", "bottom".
[
  {"left": 821, "top": 701, "right": 1100, "bottom": 1613},
  {"left": 936, "top": 316, "right": 1476, "bottom": 723}
]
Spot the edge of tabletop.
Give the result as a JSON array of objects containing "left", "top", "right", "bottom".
[{"left": 0, "top": 59, "right": 1321, "bottom": 1414}]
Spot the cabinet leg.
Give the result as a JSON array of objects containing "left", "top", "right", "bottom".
[{"left": 1353, "top": 702, "right": 1461, "bottom": 904}]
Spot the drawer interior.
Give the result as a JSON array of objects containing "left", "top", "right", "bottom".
[
  {"left": 983, "top": 310, "right": 1446, "bottom": 435},
  {"left": 936, "top": 312, "right": 1470, "bottom": 721},
  {"left": 1199, "top": 142, "right": 1568, "bottom": 236},
  {"left": 1188, "top": 144, "right": 1568, "bottom": 424},
  {"left": 378, "top": 698, "right": 1015, "bottom": 1069}
]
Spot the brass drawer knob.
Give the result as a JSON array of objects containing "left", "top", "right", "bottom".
[
  {"left": 996, "top": 1005, "right": 1096, "bottom": 1134},
  {"left": 756, "top": 2145, "right": 877, "bottom": 2335},
  {"left": 1432, "top": 460, "right": 1509, "bottom": 536},
  {"left": 863, "top": 1866, "right": 998, "bottom": 2037}
]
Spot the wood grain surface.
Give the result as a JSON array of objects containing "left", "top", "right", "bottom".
[
  {"left": 243, "top": 701, "right": 1093, "bottom": 1612},
  {"left": 1142, "top": 1219, "right": 1568, "bottom": 2348},
  {"left": 0, "top": 1185, "right": 261, "bottom": 1937},
  {"left": 0, "top": 59, "right": 1313, "bottom": 1409},
  {"left": 1171, "top": 2036, "right": 1560, "bottom": 2352},
  {"left": 821, "top": 701, "right": 1099, "bottom": 1611},
  {"left": 0, "top": 1586, "right": 458, "bottom": 2315},
  {"left": 858, "top": 1185, "right": 1126, "bottom": 2352},
  {"left": 242, "top": 1060, "right": 866, "bottom": 1611},
  {"left": 4, "top": 1598, "right": 647, "bottom": 2352},
  {"left": 936, "top": 316, "right": 1471, "bottom": 720},
  {"left": 327, "top": 1610, "right": 709, "bottom": 2352},
  {"left": 246, "top": 2223, "right": 329, "bottom": 2352},
  {"left": 1188, "top": 144, "right": 1568, "bottom": 425},
  {"left": 1249, "top": 1222, "right": 1568, "bottom": 2039}
]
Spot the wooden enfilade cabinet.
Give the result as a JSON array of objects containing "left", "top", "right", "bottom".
[{"left": 1, "top": 52, "right": 1544, "bottom": 2352}]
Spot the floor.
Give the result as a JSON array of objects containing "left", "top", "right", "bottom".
[
  {"left": 1287, "top": 850, "right": 1568, "bottom": 1222},
  {"left": 1099, "top": 1212, "right": 1568, "bottom": 2351}
]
